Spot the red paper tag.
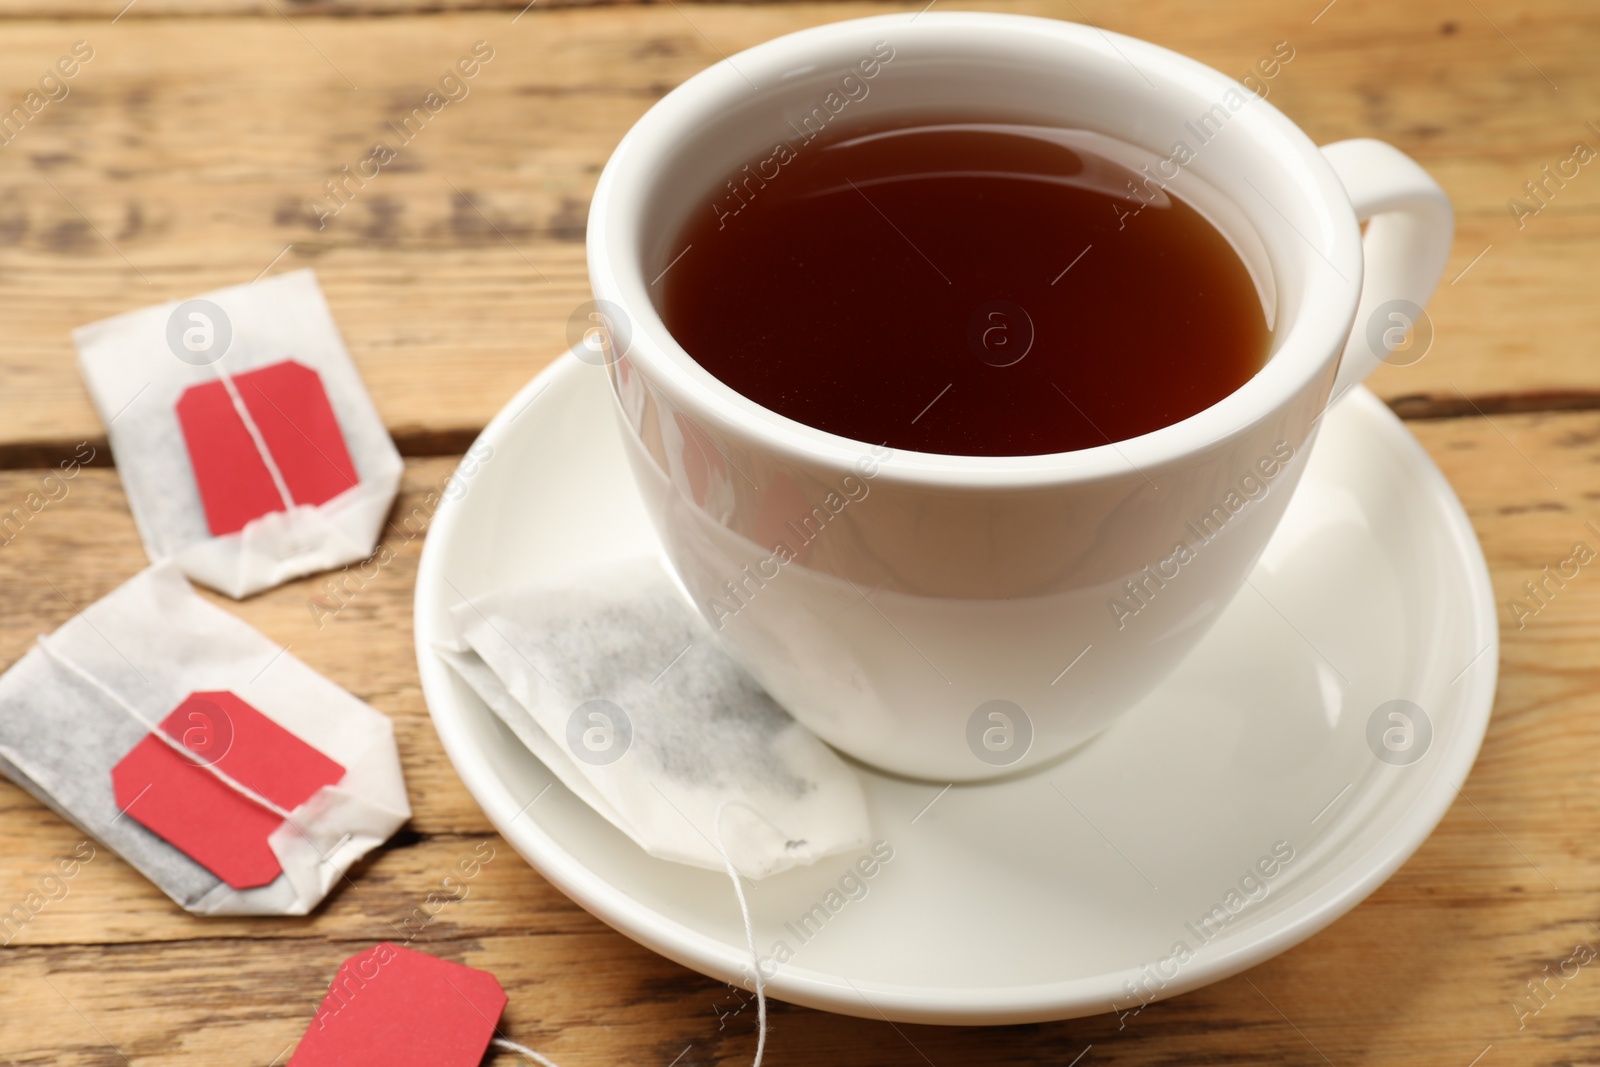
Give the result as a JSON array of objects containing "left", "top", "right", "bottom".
[
  {"left": 111, "top": 691, "right": 345, "bottom": 889},
  {"left": 289, "top": 943, "right": 507, "bottom": 1067},
  {"left": 175, "top": 360, "right": 359, "bottom": 537}
]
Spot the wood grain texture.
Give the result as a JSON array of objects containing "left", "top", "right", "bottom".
[
  {"left": 4, "top": 1, "right": 1599, "bottom": 1063},
  {"left": 0, "top": 412, "right": 1598, "bottom": 1063},
  {"left": 0, "top": 0, "right": 1597, "bottom": 458}
]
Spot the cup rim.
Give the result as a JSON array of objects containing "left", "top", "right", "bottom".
[{"left": 587, "top": 11, "right": 1364, "bottom": 489}]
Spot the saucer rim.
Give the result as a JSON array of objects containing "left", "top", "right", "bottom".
[{"left": 414, "top": 353, "right": 1497, "bottom": 1025}]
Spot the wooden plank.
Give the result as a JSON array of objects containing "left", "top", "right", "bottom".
[
  {"left": 0, "top": 0, "right": 1598, "bottom": 457},
  {"left": 3, "top": 0, "right": 1600, "bottom": 1056},
  {"left": 0, "top": 820, "right": 602, "bottom": 948},
  {"left": 2, "top": 407, "right": 1600, "bottom": 1061},
  {"left": 0, "top": 0, "right": 678, "bottom": 13}
]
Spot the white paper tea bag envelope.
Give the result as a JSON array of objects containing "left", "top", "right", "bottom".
[
  {"left": 0, "top": 563, "right": 411, "bottom": 916},
  {"left": 74, "top": 269, "right": 402, "bottom": 598},
  {"left": 443, "top": 558, "right": 870, "bottom": 879}
]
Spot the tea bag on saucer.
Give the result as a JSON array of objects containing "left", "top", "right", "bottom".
[
  {"left": 0, "top": 563, "right": 411, "bottom": 916},
  {"left": 74, "top": 268, "right": 402, "bottom": 598},
  {"left": 440, "top": 557, "right": 870, "bottom": 879}
]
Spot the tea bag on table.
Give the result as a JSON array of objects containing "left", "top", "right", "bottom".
[
  {"left": 0, "top": 563, "right": 411, "bottom": 916},
  {"left": 74, "top": 268, "right": 402, "bottom": 598},
  {"left": 440, "top": 557, "right": 870, "bottom": 879}
]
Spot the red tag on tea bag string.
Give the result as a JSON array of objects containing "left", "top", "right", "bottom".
[
  {"left": 175, "top": 360, "right": 359, "bottom": 536},
  {"left": 289, "top": 943, "right": 508, "bottom": 1067},
  {"left": 111, "top": 690, "right": 345, "bottom": 889}
]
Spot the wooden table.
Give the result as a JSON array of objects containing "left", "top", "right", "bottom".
[{"left": 1, "top": 0, "right": 1596, "bottom": 1063}]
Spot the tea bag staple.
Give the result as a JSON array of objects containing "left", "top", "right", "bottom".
[
  {"left": 441, "top": 557, "right": 870, "bottom": 880},
  {"left": 0, "top": 563, "right": 411, "bottom": 916},
  {"left": 74, "top": 268, "right": 402, "bottom": 598}
]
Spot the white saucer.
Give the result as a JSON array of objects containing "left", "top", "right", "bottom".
[{"left": 414, "top": 353, "right": 1497, "bottom": 1025}]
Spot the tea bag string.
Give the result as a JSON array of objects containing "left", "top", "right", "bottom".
[
  {"left": 213, "top": 361, "right": 299, "bottom": 514},
  {"left": 715, "top": 800, "right": 785, "bottom": 1067},
  {"left": 485, "top": 806, "right": 773, "bottom": 1067},
  {"left": 490, "top": 1038, "right": 561, "bottom": 1066},
  {"left": 36, "top": 635, "right": 298, "bottom": 824}
]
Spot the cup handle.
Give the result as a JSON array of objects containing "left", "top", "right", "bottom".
[{"left": 1319, "top": 138, "right": 1455, "bottom": 400}]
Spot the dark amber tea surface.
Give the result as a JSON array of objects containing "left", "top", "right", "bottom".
[{"left": 661, "top": 119, "right": 1273, "bottom": 457}]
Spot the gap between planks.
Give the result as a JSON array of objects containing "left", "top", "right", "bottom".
[{"left": 1, "top": 393, "right": 1597, "bottom": 471}]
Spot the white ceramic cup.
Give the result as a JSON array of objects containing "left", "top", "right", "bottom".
[{"left": 586, "top": 12, "right": 1453, "bottom": 781}]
